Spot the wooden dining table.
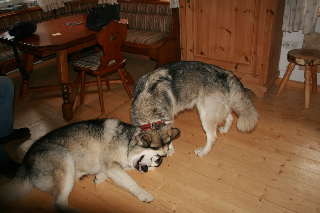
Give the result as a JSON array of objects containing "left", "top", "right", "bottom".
[{"left": 0, "top": 15, "right": 127, "bottom": 121}]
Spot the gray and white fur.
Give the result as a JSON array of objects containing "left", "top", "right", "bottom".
[
  {"left": 131, "top": 61, "right": 259, "bottom": 157},
  {"left": 0, "top": 119, "right": 180, "bottom": 212}
]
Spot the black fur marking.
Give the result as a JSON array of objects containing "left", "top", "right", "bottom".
[
  {"left": 113, "top": 121, "right": 139, "bottom": 148},
  {"left": 232, "top": 74, "right": 246, "bottom": 91},
  {"left": 132, "top": 74, "right": 148, "bottom": 98},
  {"left": 147, "top": 76, "right": 171, "bottom": 93},
  {"left": 24, "top": 119, "right": 106, "bottom": 165}
]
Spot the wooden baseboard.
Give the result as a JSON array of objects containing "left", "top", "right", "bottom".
[{"left": 276, "top": 78, "right": 320, "bottom": 90}]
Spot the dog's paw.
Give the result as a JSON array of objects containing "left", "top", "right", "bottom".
[
  {"left": 79, "top": 173, "right": 90, "bottom": 181},
  {"left": 137, "top": 190, "right": 154, "bottom": 203},
  {"left": 75, "top": 170, "right": 89, "bottom": 181},
  {"left": 218, "top": 126, "right": 229, "bottom": 134},
  {"left": 194, "top": 147, "right": 209, "bottom": 157},
  {"left": 94, "top": 172, "right": 108, "bottom": 186},
  {"left": 167, "top": 143, "right": 175, "bottom": 157}
]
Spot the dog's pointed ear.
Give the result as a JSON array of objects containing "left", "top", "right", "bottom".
[
  {"left": 137, "top": 133, "right": 152, "bottom": 147},
  {"left": 168, "top": 127, "right": 180, "bottom": 139}
]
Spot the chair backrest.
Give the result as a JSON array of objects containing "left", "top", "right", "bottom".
[{"left": 96, "top": 20, "right": 127, "bottom": 71}]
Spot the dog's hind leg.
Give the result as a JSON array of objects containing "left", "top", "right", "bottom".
[
  {"left": 194, "top": 101, "right": 219, "bottom": 157},
  {"left": 194, "top": 122, "right": 218, "bottom": 157},
  {"left": 219, "top": 113, "right": 233, "bottom": 134},
  {"left": 51, "top": 156, "right": 82, "bottom": 213}
]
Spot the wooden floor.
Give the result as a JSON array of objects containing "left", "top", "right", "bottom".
[{"left": 1, "top": 52, "right": 320, "bottom": 213}]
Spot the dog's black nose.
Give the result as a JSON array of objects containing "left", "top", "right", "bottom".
[{"left": 141, "top": 165, "right": 148, "bottom": 173}]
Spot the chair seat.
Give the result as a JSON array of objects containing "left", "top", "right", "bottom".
[
  {"left": 287, "top": 49, "right": 320, "bottom": 66},
  {"left": 73, "top": 52, "right": 103, "bottom": 71},
  {"left": 125, "top": 29, "right": 169, "bottom": 45},
  {"left": 0, "top": 46, "right": 23, "bottom": 62}
]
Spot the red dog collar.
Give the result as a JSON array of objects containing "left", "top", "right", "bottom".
[{"left": 141, "top": 120, "right": 166, "bottom": 131}]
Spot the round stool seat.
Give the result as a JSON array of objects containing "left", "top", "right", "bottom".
[
  {"left": 278, "top": 48, "right": 320, "bottom": 108},
  {"left": 288, "top": 49, "right": 320, "bottom": 66}
]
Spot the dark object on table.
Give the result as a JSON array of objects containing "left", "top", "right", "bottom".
[
  {"left": 9, "top": 21, "right": 37, "bottom": 38},
  {"left": 8, "top": 21, "right": 37, "bottom": 80},
  {"left": 86, "top": 3, "right": 120, "bottom": 31}
]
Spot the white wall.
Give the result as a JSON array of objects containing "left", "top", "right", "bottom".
[{"left": 279, "top": 17, "right": 320, "bottom": 85}]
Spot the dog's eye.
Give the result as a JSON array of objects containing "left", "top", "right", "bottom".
[
  {"left": 164, "top": 139, "right": 172, "bottom": 146},
  {"left": 150, "top": 146, "right": 161, "bottom": 150},
  {"left": 154, "top": 157, "right": 163, "bottom": 167},
  {"left": 154, "top": 157, "right": 163, "bottom": 165}
]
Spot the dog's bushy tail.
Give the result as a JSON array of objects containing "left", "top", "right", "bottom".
[
  {"left": 0, "top": 165, "right": 33, "bottom": 204},
  {"left": 228, "top": 75, "right": 259, "bottom": 132}
]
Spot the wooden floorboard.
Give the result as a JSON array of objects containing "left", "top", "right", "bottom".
[{"left": 1, "top": 52, "right": 320, "bottom": 213}]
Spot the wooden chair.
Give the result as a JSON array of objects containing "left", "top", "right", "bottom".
[
  {"left": 277, "top": 49, "right": 320, "bottom": 108},
  {"left": 73, "top": 20, "right": 135, "bottom": 114}
]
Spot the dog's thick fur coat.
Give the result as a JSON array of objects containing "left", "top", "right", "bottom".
[
  {"left": 131, "top": 61, "right": 259, "bottom": 157},
  {"left": 0, "top": 119, "right": 179, "bottom": 212}
]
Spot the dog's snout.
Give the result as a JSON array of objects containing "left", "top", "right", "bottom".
[{"left": 141, "top": 165, "right": 148, "bottom": 173}]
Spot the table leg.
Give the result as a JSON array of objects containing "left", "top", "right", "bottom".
[
  {"left": 57, "top": 49, "right": 73, "bottom": 121},
  {"left": 19, "top": 54, "right": 34, "bottom": 98}
]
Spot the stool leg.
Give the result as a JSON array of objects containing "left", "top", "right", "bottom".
[
  {"left": 305, "top": 65, "right": 311, "bottom": 108},
  {"left": 96, "top": 76, "right": 105, "bottom": 114},
  {"left": 311, "top": 65, "right": 317, "bottom": 94},
  {"left": 278, "top": 62, "right": 295, "bottom": 94}
]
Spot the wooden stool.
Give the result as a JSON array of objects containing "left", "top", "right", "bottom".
[{"left": 277, "top": 49, "right": 320, "bottom": 108}]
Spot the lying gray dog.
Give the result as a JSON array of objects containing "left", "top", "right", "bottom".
[
  {"left": 131, "top": 61, "right": 259, "bottom": 157},
  {"left": 0, "top": 118, "right": 180, "bottom": 212}
]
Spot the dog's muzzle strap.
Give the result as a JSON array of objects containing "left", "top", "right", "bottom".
[{"left": 141, "top": 120, "right": 166, "bottom": 131}]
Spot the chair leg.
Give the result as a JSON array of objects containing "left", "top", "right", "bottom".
[
  {"left": 97, "top": 76, "right": 105, "bottom": 114},
  {"left": 105, "top": 75, "right": 111, "bottom": 91},
  {"left": 278, "top": 62, "right": 295, "bottom": 94},
  {"left": 123, "top": 69, "right": 135, "bottom": 86},
  {"left": 311, "top": 65, "right": 317, "bottom": 94},
  {"left": 118, "top": 68, "right": 132, "bottom": 99},
  {"left": 72, "top": 51, "right": 83, "bottom": 61},
  {"left": 305, "top": 65, "right": 312, "bottom": 108},
  {"left": 80, "top": 71, "right": 86, "bottom": 104}
]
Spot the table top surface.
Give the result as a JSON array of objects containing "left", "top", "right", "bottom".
[{"left": 0, "top": 15, "right": 97, "bottom": 52}]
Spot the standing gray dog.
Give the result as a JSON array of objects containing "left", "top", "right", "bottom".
[
  {"left": 131, "top": 61, "right": 259, "bottom": 157},
  {"left": 0, "top": 119, "right": 179, "bottom": 212}
]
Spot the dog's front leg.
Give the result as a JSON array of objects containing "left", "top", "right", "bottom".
[
  {"left": 167, "top": 142, "right": 175, "bottom": 157},
  {"left": 94, "top": 172, "right": 108, "bottom": 186},
  {"left": 106, "top": 164, "right": 154, "bottom": 202}
]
